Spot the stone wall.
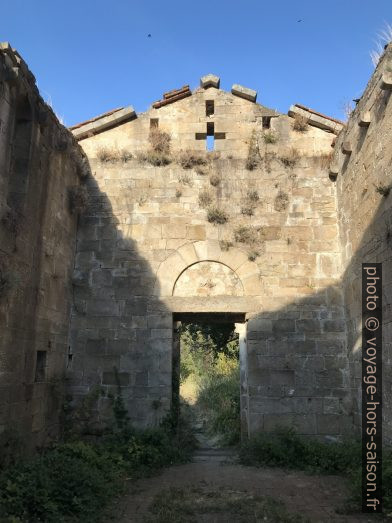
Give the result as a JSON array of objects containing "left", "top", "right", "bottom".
[
  {"left": 0, "top": 43, "right": 85, "bottom": 451},
  {"left": 334, "top": 43, "right": 392, "bottom": 443},
  {"left": 70, "top": 81, "right": 352, "bottom": 437}
]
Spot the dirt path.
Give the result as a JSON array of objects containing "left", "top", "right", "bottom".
[{"left": 112, "top": 451, "right": 374, "bottom": 522}]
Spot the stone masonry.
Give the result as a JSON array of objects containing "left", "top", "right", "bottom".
[{"left": 1, "top": 40, "right": 392, "bottom": 450}]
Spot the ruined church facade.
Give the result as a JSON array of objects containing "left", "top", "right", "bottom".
[{"left": 1, "top": 41, "right": 392, "bottom": 450}]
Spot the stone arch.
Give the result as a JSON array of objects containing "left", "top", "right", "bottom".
[{"left": 154, "top": 240, "right": 263, "bottom": 297}]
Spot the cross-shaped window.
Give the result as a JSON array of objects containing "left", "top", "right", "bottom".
[{"left": 195, "top": 122, "right": 226, "bottom": 151}]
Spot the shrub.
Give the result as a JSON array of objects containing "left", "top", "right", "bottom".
[
  {"left": 68, "top": 185, "right": 88, "bottom": 215},
  {"left": 149, "top": 128, "right": 171, "bottom": 154},
  {"left": 248, "top": 250, "right": 259, "bottom": 261},
  {"left": 274, "top": 190, "right": 289, "bottom": 211},
  {"left": 197, "top": 366, "right": 241, "bottom": 446},
  {"left": 96, "top": 146, "right": 117, "bottom": 163},
  {"left": 177, "top": 150, "right": 208, "bottom": 169},
  {"left": 280, "top": 148, "right": 299, "bottom": 168},
  {"left": 137, "top": 150, "right": 171, "bottom": 166},
  {"left": 175, "top": 189, "right": 182, "bottom": 198},
  {"left": 219, "top": 240, "right": 233, "bottom": 251},
  {"left": 292, "top": 113, "right": 309, "bottom": 132},
  {"left": 198, "top": 189, "right": 213, "bottom": 208},
  {"left": 234, "top": 225, "right": 258, "bottom": 244},
  {"left": 119, "top": 149, "right": 133, "bottom": 162},
  {"left": 263, "top": 130, "right": 278, "bottom": 144},
  {"left": 246, "top": 190, "right": 259, "bottom": 202},
  {"left": 0, "top": 422, "right": 195, "bottom": 522},
  {"left": 241, "top": 204, "right": 254, "bottom": 216},
  {"left": 209, "top": 173, "right": 222, "bottom": 186},
  {"left": 245, "top": 130, "right": 260, "bottom": 170},
  {"left": 207, "top": 207, "right": 228, "bottom": 225},
  {"left": 178, "top": 174, "right": 192, "bottom": 186},
  {"left": 240, "top": 427, "right": 361, "bottom": 475}
]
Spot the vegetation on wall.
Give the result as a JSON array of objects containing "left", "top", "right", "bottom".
[
  {"left": 207, "top": 206, "right": 229, "bottom": 224},
  {"left": 292, "top": 113, "right": 309, "bottom": 132}
]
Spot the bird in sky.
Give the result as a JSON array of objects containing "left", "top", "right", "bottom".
[
  {"left": 147, "top": 34, "right": 152, "bottom": 38},
  {"left": 297, "top": 19, "right": 302, "bottom": 23}
]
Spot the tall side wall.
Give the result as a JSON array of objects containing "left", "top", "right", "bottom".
[
  {"left": 335, "top": 43, "right": 392, "bottom": 443},
  {"left": 0, "top": 44, "right": 83, "bottom": 452}
]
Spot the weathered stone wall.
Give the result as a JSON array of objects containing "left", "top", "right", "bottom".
[
  {"left": 70, "top": 82, "right": 352, "bottom": 437},
  {"left": 0, "top": 43, "right": 85, "bottom": 451},
  {"left": 334, "top": 43, "right": 392, "bottom": 443}
]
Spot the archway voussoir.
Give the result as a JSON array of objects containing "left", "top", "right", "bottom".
[{"left": 218, "top": 249, "right": 249, "bottom": 271}]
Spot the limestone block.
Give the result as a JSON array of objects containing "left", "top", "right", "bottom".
[
  {"left": 193, "top": 239, "right": 221, "bottom": 261},
  {"left": 358, "top": 111, "right": 371, "bottom": 127},
  {"left": 200, "top": 74, "right": 220, "bottom": 89},
  {"left": 380, "top": 73, "right": 392, "bottom": 90},
  {"left": 341, "top": 141, "right": 352, "bottom": 154},
  {"left": 231, "top": 84, "right": 257, "bottom": 103}
]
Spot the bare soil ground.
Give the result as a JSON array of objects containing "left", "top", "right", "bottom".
[{"left": 112, "top": 452, "right": 375, "bottom": 523}]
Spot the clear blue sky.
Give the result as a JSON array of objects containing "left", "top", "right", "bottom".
[{"left": 2, "top": 0, "right": 391, "bottom": 126}]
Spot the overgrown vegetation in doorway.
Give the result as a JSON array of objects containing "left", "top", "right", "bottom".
[
  {"left": 0, "top": 371, "right": 196, "bottom": 522},
  {"left": 179, "top": 322, "right": 241, "bottom": 446}
]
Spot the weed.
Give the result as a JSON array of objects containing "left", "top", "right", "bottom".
[
  {"left": 149, "top": 128, "right": 171, "bottom": 154},
  {"left": 234, "top": 225, "right": 258, "bottom": 244},
  {"left": 177, "top": 150, "right": 208, "bottom": 169},
  {"left": 292, "top": 113, "right": 309, "bottom": 132},
  {"left": 274, "top": 190, "right": 289, "bottom": 211},
  {"left": 178, "top": 174, "right": 192, "bottom": 186},
  {"left": 207, "top": 207, "right": 229, "bottom": 225},
  {"left": 246, "top": 189, "right": 259, "bottom": 202},
  {"left": 280, "top": 149, "right": 299, "bottom": 168},
  {"left": 248, "top": 250, "right": 259, "bottom": 261},
  {"left": 245, "top": 130, "right": 260, "bottom": 170},
  {"left": 376, "top": 184, "right": 391, "bottom": 197},
  {"left": 137, "top": 194, "right": 147, "bottom": 206},
  {"left": 198, "top": 189, "right": 213, "bottom": 208},
  {"left": 146, "top": 486, "right": 309, "bottom": 523},
  {"left": 96, "top": 146, "right": 119, "bottom": 163},
  {"left": 137, "top": 151, "right": 171, "bottom": 166},
  {"left": 209, "top": 173, "right": 222, "bottom": 186},
  {"left": 240, "top": 426, "right": 361, "bottom": 475},
  {"left": 263, "top": 130, "right": 278, "bottom": 144},
  {"left": 241, "top": 204, "right": 254, "bottom": 216},
  {"left": 219, "top": 240, "right": 233, "bottom": 251},
  {"left": 195, "top": 165, "right": 208, "bottom": 176},
  {"left": 119, "top": 149, "right": 133, "bottom": 162},
  {"left": 68, "top": 185, "right": 88, "bottom": 215}
]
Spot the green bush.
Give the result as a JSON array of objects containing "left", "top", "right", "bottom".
[
  {"left": 0, "top": 422, "right": 194, "bottom": 522},
  {"left": 197, "top": 365, "right": 240, "bottom": 446},
  {"left": 240, "top": 427, "right": 361, "bottom": 474}
]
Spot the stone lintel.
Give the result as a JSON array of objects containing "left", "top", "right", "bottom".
[
  {"left": 231, "top": 84, "right": 257, "bottom": 102},
  {"left": 72, "top": 106, "right": 136, "bottom": 140},
  {"left": 288, "top": 105, "right": 344, "bottom": 135}
]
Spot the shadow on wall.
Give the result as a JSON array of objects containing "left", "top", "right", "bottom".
[{"left": 68, "top": 155, "right": 392, "bottom": 443}]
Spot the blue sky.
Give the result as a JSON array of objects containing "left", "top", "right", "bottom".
[{"left": 2, "top": 0, "right": 391, "bottom": 126}]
